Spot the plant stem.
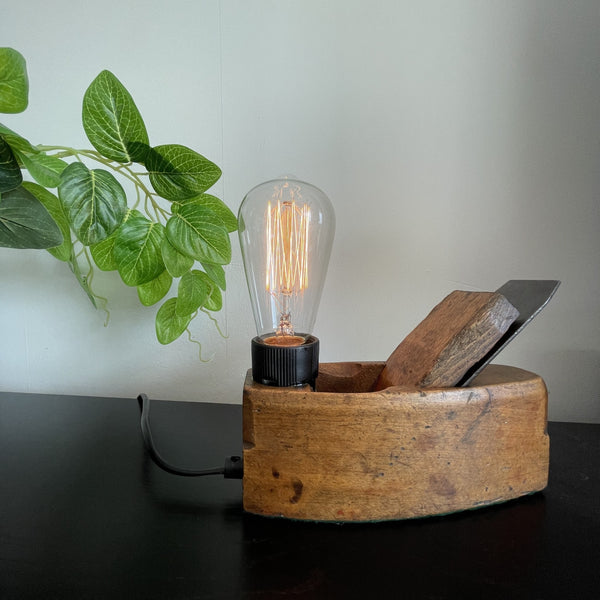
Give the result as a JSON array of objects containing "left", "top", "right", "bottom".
[
  {"left": 186, "top": 327, "right": 210, "bottom": 363},
  {"left": 37, "top": 144, "right": 166, "bottom": 223},
  {"left": 200, "top": 307, "right": 228, "bottom": 339},
  {"left": 82, "top": 246, "right": 110, "bottom": 326}
]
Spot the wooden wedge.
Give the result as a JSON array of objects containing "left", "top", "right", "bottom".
[{"left": 373, "top": 290, "right": 519, "bottom": 390}]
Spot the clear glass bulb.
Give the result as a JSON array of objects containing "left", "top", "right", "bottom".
[{"left": 238, "top": 177, "right": 335, "bottom": 347}]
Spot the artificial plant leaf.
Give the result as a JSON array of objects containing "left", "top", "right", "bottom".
[
  {"left": 22, "top": 181, "right": 72, "bottom": 261},
  {"left": 161, "top": 235, "right": 194, "bottom": 277},
  {"left": 165, "top": 203, "right": 231, "bottom": 265},
  {"left": 58, "top": 162, "right": 127, "bottom": 245},
  {"left": 180, "top": 194, "right": 238, "bottom": 233},
  {"left": 91, "top": 208, "right": 137, "bottom": 271},
  {"left": 82, "top": 70, "right": 149, "bottom": 163},
  {"left": 0, "top": 135, "right": 22, "bottom": 192},
  {"left": 0, "top": 185, "right": 63, "bottom": 249},
  {"left": 0, "top": 123, "right": 39, "bottom": 155},
  {"left": 176, "top": 269, "right": 210, "bottom": 317},
  {"left": 0, "top": 48, "right": 29, "bottom": 113},
  {"left": 155, "top": 297, "right": 192, "bottom": 344},
  {"left": 204, "top": 279, "right": 223, "bottom": 312},
  {"left": 137, "top": 269, "right": 173, "bottom": 306},
  {"left": 201, "top": 262, "right": 226, "bottom": 291},
  {"left": 146, "top": 144, "right": 221, "bottom": 201},
  {"left": 90, "top": 231, "right": 118, "bottom": 271},
  {"left": 113, "top": 210, "right": 165, "bottom": 286},
  {"left": 20, "top": 151, "right": 68, "bottom": 188}
]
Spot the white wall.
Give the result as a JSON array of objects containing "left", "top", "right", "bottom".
[{"left": 1, "top": 0, "right": 598, "bottom": 422}]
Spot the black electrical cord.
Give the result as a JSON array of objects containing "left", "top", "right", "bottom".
[{"left": 137, "top": 393, "right": 243, "bottom": 479}]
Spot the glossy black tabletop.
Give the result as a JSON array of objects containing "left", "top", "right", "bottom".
[{"left": 1, "top": 391, "right": 598, "bottom": 599}]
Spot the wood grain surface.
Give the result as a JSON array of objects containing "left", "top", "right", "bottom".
[
  {"left": 374, "top": 291, "right": 519, "bottom": 390},
  {"left": 243, "top": 363, "right": 549, "bottom": 522}
]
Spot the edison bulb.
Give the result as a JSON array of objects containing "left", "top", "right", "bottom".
[{"left": 238, "top": 177, "right": 335, "bottom": 386}]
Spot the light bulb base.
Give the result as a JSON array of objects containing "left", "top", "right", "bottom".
[{"left": 251, "top": 335, "right": 319, "bottom": 388}]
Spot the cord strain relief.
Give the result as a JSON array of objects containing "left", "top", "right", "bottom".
[{"left": 224, "top": 455, "right": 244, "bottom": 479}]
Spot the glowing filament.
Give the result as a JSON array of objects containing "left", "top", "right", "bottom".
[
  {"left": 266, "top": 200, "right": 310, "bottom": 295},
  {"left": 265, "top": 196, "right": 310, "bottom": 337}
]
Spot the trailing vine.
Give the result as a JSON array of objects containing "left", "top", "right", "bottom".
[{"left": 0, "top": 47, "right": 236, "bottom": 347}]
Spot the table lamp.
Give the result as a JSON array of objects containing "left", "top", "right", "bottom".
[
  {"left": 238, "top": 177, "right": 335, "bottom": 388},
  {"left": 140, "top": 174, "right": 556, "bottom": 522}
]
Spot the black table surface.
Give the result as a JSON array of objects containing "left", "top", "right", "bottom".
[{"left": 1, "top": 391, "right": 598, "bottom": 600}]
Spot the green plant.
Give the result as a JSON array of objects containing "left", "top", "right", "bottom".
[{"left": 0, "top": 48, "right": 236, "bottom": 350}]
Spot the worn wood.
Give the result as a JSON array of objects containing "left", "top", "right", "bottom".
[
  {"left": 316, "top": 361, "right": 385, "bottom": 393},
  {"left": 374, "top": 291, "right": 519, "bottom": 391},
  {"left": 243, "top": 362, "right": 549, "bottom": 522}
]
